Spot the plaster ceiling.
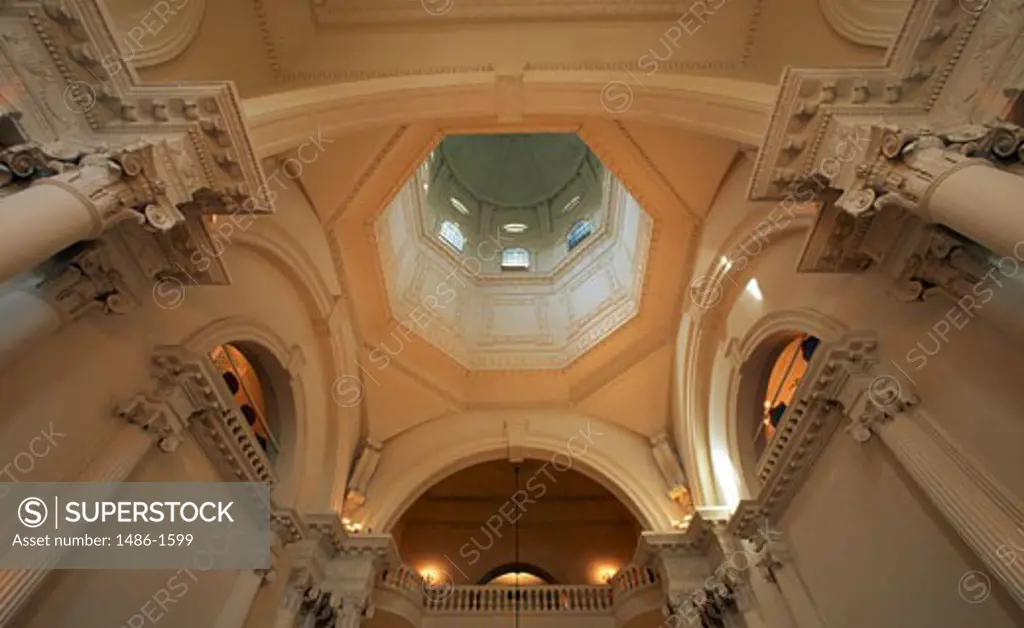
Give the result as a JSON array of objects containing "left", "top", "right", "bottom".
[
  {"left": 437, "top": 134, "right": 592, "bottom": 209},
  {"left": 131, "top": 0, "right": 884, "bottom": 98},
  {"left": 294, "top": 117, "right": 739, "bottom": 440},
  {"left": 375, "top": 141, "right": 652, "bottom": 370}
]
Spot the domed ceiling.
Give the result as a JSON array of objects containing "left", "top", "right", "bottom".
[
  {"left": 424, "top": 133, "right": 606, "bottom": 275},
  {"left": 437, "top": 134, "right": 595, "bottom": 208},
  {"left": 376, "top": 133, "right": 652, "bottom": 370}
]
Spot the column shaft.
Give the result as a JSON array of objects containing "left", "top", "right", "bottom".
[
  {"left": 0, "top": 423, "right": 153, "bottom": 626},
  {"left": 0, "top": 162, "right": 126, "bottom": 285},
  {"left": 926, "top": 163, "right": 1024, "bottom": 260},
  {"left": 215, "top": 570, "right": 264, "bottom": 628},
  {"left": 0, "top": 280, "right": 61, "bottom": 371},
  {"left": 876, "top": 410, "right": 1024, "bottom": 609}
]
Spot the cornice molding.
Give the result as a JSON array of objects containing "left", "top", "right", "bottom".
[
  {"left": 727, "top": 331, "right": 880, "bottom": 537},
  {"left": 750, "top": 0, "right": 1024, "bottom": 200},
  {"left": 5, "top": 1, "right": 269, "bottom": 209},
  {"left": 249, "top": 0, "right": 764, "bottom": 82}
]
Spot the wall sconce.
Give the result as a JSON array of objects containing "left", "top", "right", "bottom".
[{"left": 596, "top": 565, "right": 618, "bottom": 584}]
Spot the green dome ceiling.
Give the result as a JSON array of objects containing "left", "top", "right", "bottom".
[{"left": 437, "top": 134, "right": 592, "bottom": 209}]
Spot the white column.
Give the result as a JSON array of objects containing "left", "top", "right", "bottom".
[
  {"left": 0, "top": 159, "right": 131, "bottom": 285},
  {"left": 923, "top": 160, "right": 1024, "bottom": 260},
  {"left": 215, "top": 570, "right": 266, "bottom": 628},
  {"left": 869, "top": 408, "right": 1024, "bottom": 610},
  {"left": 0, "top": 422, "right": 154, "bottom": 626},
  {"left": 0, "top": 279, "right": 61, "bottom": 371}
]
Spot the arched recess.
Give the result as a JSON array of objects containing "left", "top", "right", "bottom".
[
  {"left": 362, "top": 411, "right": 677, "bottom": 533},
  {"left": 105, "top": 0, "right": 207, "bottom": 67},
  {"left": 243, "top": 74, "right": 775, "bottom": 157},
  {"left": 722, "top": 309, "right": 848, "bottom": 494},
  {"left": 817, "top": 0, "right": 911, "bottom": 48},
  {"left": 673, "top": 201, "right": 818, "bottom": 512},
  {"left": 180, "top": 316, "right": 319, "bottom": 511},
  {"left": 234, "top": 222, "right": 362, "bottom": 513}
]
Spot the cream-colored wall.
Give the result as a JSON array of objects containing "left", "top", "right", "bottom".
[
  {"left": 0, "top": 185, "right": 352, "bottom": 625},
  {"left": 680, "top": 154, "right": 1024, "bottom": 622},
  {"left": 398, "top": 514, "right": 639, "bottom": 586},
  {"left": 781, "top": 432, "right": 1024, "bottom": 627},
  {"left": 12, "top": 439, "right": 243, "bottom": 628}
]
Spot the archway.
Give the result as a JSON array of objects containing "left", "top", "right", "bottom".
[{"left": 361, "top": 411, "right": 678, "bottom": 534}]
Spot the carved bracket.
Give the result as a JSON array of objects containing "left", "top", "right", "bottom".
[
  {"left": 151, "top": 346, "right": 278, "bottom": 485},
  {"left": 727, "top": 332, "right": 878, "bottom": 536}
]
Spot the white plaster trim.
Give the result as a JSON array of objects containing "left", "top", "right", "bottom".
[
  {"left": 104, "top": 0, "right": 207, "bottom": 68},
  {"left": 817, "top": 0, "right": 910, "bottom": 48},
  {"left": 243, "top": 75, "right": 775, "bottom": 157},
  {"left": 363, "top": 411, "right": 677, "bottom": 532}
]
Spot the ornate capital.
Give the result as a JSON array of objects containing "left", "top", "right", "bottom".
[
  {"left": 890, "top": 225, "right": 993, "bottom": 303},
  {"left": 842, "top": 373, "right": 918, "bottom": 444},
  {"left": 37, "top": 242, "right": 135, "bottom": 320},
  {"left": 113, "top": 383, "right": 194, "bottom": 453}
]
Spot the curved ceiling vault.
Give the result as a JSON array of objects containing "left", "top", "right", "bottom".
[{"left": 290, "top": 117, "right": 738, "bottom": 440}]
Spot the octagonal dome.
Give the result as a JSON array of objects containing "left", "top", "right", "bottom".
[
  {"left": 375, "top": 133, "right": 653, "bottom": 371},
  {"left": 437, "top": 133, "right": 596, "bottom": 208}
]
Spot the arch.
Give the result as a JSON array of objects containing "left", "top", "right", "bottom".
[
  {"left": 817, "top": 0, "right": 910, "bottom": 48},
  {"left": 723, "top": 309, "right": 848, "bottom": 493},
  {"left": 480, "top": 563, "right": 559, "bottom": 585},
  {"left": 180, "top": 316, "right": 311, "bottom": 508},
  {"left": 106, "top": 0, "right": 207, "bottom": 68},
  {"left": 234, "top": 221, "right": 362, "bottom": 513},
  {"left": 243, "top": 75, "right": 775, "bottom": 157},
  {"left": 363, "top": 411, "right": 677, "bottom": 533},
  {"left": 673, "top": 201, "right": 818, "bottom": 510}
]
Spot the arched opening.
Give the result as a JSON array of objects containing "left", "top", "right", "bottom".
[
  {"left": 480, "top": 563, "right": 558, "bottom": 585},
  {"left": 734, "top": 330, "right": 820, "bottom": 489},
  {"left": 208, "top": 342, "right": 289, "bottom": 467},
  {"left": 393, "top": 459, "right": 641, "bottom": 586}
]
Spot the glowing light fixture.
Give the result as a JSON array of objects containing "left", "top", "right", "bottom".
[
  {"left": 503, "top": 223, "right": 529, "bottom": 234},
  {"left": 450, "top": 197, "right": 470, "bottom": 215},
  {"left": 720, "top": 256, "right": 733, "bottom": 271},
  {"left": 745, "top": 278, "right": 763, "bottom": 301},
  {"left": 562, "top": 195, "right": 581, "bottom": 213},
  {"left": 595, "top": 565, "right": 619, "bottom": 584}
]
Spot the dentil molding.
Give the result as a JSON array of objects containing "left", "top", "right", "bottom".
[{"left": 750, "top": 0, "right": 1024, "bottom": 201}]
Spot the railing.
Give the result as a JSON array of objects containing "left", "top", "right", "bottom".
[
  {"left": 425, "top": 585, "right": 613, "bottom": 614},
  {"left": 609, "top": 564, "right": 659, "bottom": 597},
  {"left": 378, "top": 564, "right": 424, "bottom": 597}
]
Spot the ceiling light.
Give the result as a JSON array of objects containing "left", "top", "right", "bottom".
[
  {"left": 745, "top": 278, "right": 763, "bottom": 301},
  {"left": 562, "top": 195, "right": 581, "bottom": 213},
  {"left": 503, "top": 223, "right": 528, "bottom": 233},
  {"left": 450, "top": 197, "right": 469, "bottom": 215},
  {"left": 720, "top": 256, "right": 733, "bottom": 272}
]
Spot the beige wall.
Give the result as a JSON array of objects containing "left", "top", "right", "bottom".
[
  {"left": 393, "top": 460, "right": 641, "bottom": 585},
  {"left": 13, "top": 439, "right": 242, "bottom": 628},
  {"left": 781, "top": 433, "right": 1024, "bottom": 627}
]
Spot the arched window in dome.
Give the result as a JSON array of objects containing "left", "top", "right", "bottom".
[
  {"left": 439, "top": 220, "right": 465, "bottom": 252},
  {"left": 210, "top": 344, "right": 281, "bottom": 463},
  {"left": 755, "top": 333, "right": 820, "bottom": 455},
  {"left": 501, "top": 247, "right": 530, "bottom": 270},
  {"left": 566, "top": 219, "right": 593, "bottom": 251}
]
